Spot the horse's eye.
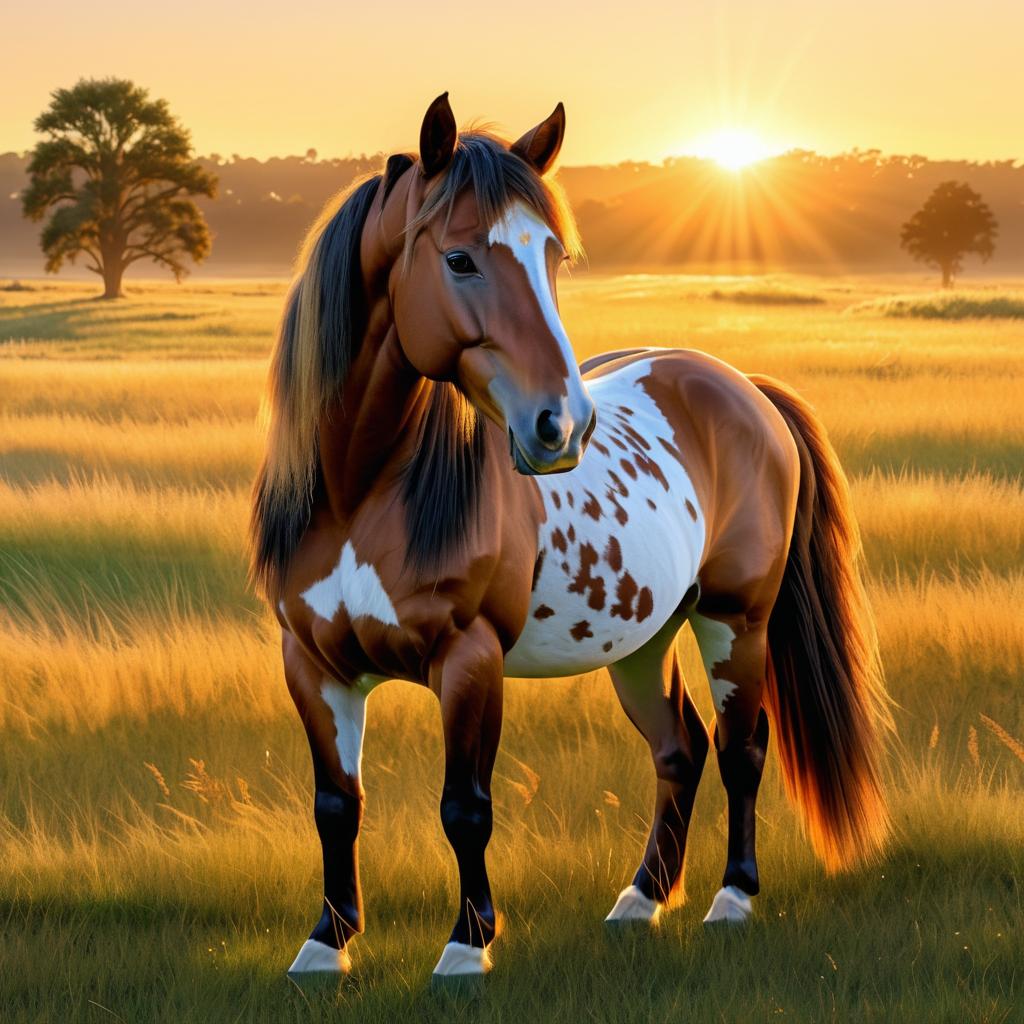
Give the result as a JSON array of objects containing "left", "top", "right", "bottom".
[{"left": 445, "top": 251, "right": 478, "bottom": 276}]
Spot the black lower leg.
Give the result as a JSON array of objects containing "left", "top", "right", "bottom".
[
  {"left": 440, "top": 781, "right": 496, "bottom": 947},
  {"left": 633, "top": 691, "right": 710, "bottom": 902},
  {"left": 309, "top": 770, "right": 364, "bottom": 948},
  {"left": 717, "top": 708, "right": 769, "bottom": 895}
]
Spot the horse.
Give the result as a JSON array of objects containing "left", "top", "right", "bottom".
[{"left": 250, "top": 93, "right": 893, "bottom": 982}]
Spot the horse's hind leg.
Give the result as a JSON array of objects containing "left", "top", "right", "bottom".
[
  {"left": 690, "top": 612, "right": 770, "bottom": 925},
  {"left": 282, "top": 634, "right": 377, "bottom": 975},
  {"left": 605, "top": 614, "right": 710, "bottom": 924}
]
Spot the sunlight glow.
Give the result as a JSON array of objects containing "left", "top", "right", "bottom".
[{"left": 692, "top": 130, "right": 774, "bottom": 171}]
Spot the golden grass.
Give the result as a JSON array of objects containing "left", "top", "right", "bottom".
[
  {"left": 0, "top": 612, "right": 283, "bottom": 735},
  {"left": 2, "top": 569, "right": 1020, "bottom": 742},
  {"left": 852, "top": 471, "right": 1024, "bottom": 574},
  {"left": 0, "top": 414, "right": 260, "bottom": 487},
  {"left": 0, "top": 359, "right": 264, "bottom": 422},
  {"left": 0, "top": 475, "right": 246, "bottom": 552},
  {"left": 808, "top": 374, "right": 1024, "bottom": 442},
  {"left": 2, "top": 470, "right": 1019, "bottom": 583},
  {"left": 873, "top": 571, "right": 1024, "bottom": 687},
  {"left": 1, "top": 276, "right": 1023, "bottom": 1020}
]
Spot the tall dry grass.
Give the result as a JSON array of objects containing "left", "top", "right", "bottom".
[{"left": 1, "top": 276, "right": 1023, "bottom": 1021}]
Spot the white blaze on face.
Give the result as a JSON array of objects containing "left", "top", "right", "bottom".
[
  {"left": 302, "top": 541, "right": 399, "bottom": 626},
  {"left": 690, "top": 614, "right": 738, "bottom": 713},
  {"left": 487, "top": 201, "right": 590, "bottom": 426}
]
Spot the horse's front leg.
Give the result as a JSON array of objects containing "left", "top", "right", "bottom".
[
  {"left": 283, "top": 633, "right": 377, "bottom": 976},
  {"left": 429, "top": 617, "right": 504, "bottom": 981}
]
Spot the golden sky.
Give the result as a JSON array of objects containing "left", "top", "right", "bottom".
[{"left": 4, "top": 0, "right": 1022, "bottom": 165}]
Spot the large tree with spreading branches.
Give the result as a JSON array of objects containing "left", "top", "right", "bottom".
[
  {"left": 900, "top": 180, "right": 997, "bottom": 288},
  {"left": 22, "top": 78, "right": 217, "bottom": 298}
]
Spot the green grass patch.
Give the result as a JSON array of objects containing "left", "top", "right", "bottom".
[
  {"left": 851, "top": 292, "right": 1024, "bottom": 320},
  {"left": 709, "top": 285, "right": 826, "bottom": 306}
]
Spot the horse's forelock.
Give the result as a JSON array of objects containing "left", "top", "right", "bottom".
[{"left": 403, "top": 131, "right": 581, "bottom": 265}]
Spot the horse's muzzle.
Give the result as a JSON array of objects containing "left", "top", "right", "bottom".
[{"left": 508, "top": 407, "right": 597, "bottom": 476}]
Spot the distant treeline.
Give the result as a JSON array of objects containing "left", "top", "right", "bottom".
[{"left": 2, "top": 149, "right": 1023, "bottom": 275}]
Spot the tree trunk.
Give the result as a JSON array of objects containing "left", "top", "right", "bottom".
[
  {"left": 941, "top": 263, "right": 953, "bottom": 289},
  {"left": 101, "top": 260, "right": 124, "bottom": 299}
]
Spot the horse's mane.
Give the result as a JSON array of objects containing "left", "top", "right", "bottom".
[{"left": 249, "top": 131, "right": 580, "bottom": 597}]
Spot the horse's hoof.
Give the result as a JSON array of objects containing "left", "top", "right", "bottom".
[
  {"left": 430, "top": 941, "right": 490, "bottom": 994},
  {"left": 604, "top": 885, "right": 661, "bottom": 928},
  {"left": 286, "top": 938, "right": 352, "bottom": 979},
  {"left": 702, "top": 885, "right": 753, "bottom": 926}
]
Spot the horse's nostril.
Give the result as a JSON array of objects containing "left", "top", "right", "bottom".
[{"left": 536, "top": 409, "right": 563, "bottom": 450}]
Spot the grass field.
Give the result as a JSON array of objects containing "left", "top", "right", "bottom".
[{"left": 2, "top": 274, "right": 1023, "bottom": 1023}]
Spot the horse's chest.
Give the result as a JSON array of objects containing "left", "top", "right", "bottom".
[{"left": 504, "top": 370, "right": 705, "bottom": 677}]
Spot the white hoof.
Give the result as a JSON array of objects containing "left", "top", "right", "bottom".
[
  {"left": 605, "top": 884, "right": 661, "bottom": 924},
  {"left": 286, "top": 938, "right": 352, "bottom": 975},
  {"left": 702, "top": 885, "right": 753, "bottom": 925},
  {"left": 432, "top": 941, "right": 491, "bottom": 977}
]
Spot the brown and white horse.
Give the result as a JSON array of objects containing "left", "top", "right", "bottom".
[{"left": 251, "top": 94, "right": 893, "bottom": 981}]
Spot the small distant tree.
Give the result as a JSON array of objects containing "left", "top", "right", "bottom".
[
  {"left": 900, "top": 181, "right": 997, "bottom": 288},
  {"left": 22, "top": 78, "right": 217, "bottom": 298}
]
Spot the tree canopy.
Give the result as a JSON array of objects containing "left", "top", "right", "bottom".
[
  {"left": 22, "top": 78, "right": 217, "bottom": 298},
  {"left": 900, "top": 181, "right": 997, "bottom": 288}
]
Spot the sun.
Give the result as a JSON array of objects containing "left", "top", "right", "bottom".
[{"left": 692, "top": 129, "right": 773, "bottom": 171}]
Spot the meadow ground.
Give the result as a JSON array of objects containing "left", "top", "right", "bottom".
[{"left": 1, "top": 273, "right": 1023, "bottom": 1023}]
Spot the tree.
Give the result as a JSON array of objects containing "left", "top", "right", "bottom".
[
  {"left": 900, "top": 181, "right": 997, "bottom": 288},
  {"left": 22, "top": 78, "right": 217, "bottom": 298}
]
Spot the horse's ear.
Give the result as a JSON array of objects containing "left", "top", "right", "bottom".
[
  {"left": 419, "top": 93, "right": 457, "bottom": 179},
  {"left": 511, "top": 102, "right": 566, "bottom": 175}
]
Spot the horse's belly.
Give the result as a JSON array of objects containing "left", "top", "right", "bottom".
[{"left": 504, "top": 358, "right": 705, "bottom": 678}]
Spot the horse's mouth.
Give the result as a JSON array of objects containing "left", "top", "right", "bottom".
[
  {"left": 508, "top": 428, "right": 579, "bottom": 476},
  {"left": 509, "top": 428, "right": 542, "bottom": 475}
]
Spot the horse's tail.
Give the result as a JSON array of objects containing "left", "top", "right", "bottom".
[{"left": 751, "top": 375, "right": 894, "bottom": 872}]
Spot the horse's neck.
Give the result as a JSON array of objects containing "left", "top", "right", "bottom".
[{"left": 316, "top": 321, "right": 428, "bottom": 520}]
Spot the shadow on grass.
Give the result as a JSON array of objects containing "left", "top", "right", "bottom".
[
  {"left": 2, "top": 835, "right": 1021, "bottom": 1024},
  {"left": 0, "top": 299, "right": 205, "bottom": 345},
  {"left": 0, "top": 545, "right": 259, "bottom": 626},
  {"left": 837, "top": 437, "right": 1024, "bottom": 480}
]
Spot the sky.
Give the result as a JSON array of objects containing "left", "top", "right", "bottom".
[{"left": 2, "top": 0, "right": 1022, "bottom": 166}]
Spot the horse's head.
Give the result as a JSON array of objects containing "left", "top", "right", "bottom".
[{"left": 383, "top": 94, "right": 595, "bottom": 475}]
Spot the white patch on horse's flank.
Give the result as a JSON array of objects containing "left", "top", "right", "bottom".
[
  {"left": 301, "top": 541, "right": 399, "bottom": 626},
  {"left": 320, "top": 675, "right": 383, "bottom": 779},
  {"left": 690, "top": 614, "right": 738, "bottom": 713},
  {"left": 504, "top": 356, "right": 706, "bottom": 677},
  {"left": 605, "top": 884, "right": 661, "bottom": 924},
  {"left": 702, "top": 885, "right": 753, "bottom": 925},
  {"left": 432, "top": 941, "right": 491, "bottom": 976},
  {"left": 287, "top": 937, "right": 352, "bottom": 974},
  {"left": 488, "top": 201, "right": 591, "bottom": 427}
]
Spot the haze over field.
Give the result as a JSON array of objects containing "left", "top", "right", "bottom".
[
  {"left": 4, "top": 149, "right": 1024, "bottom": 277},
  {"left": 5, "top": 1, "right": 1024, "bottom": 280}
]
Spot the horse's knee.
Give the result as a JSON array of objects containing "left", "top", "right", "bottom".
[
  {"left": 716, "top": 709, "right": 769, "bottom": 796},
  {"left": 652, "top": 720, "right": 709, "bottom": 788},
  {"left": 314, "top": 783, "right": 363, "bottom": 846},
  {"left": 439, "top": 786, "right": 492, "bottom": 853}
]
